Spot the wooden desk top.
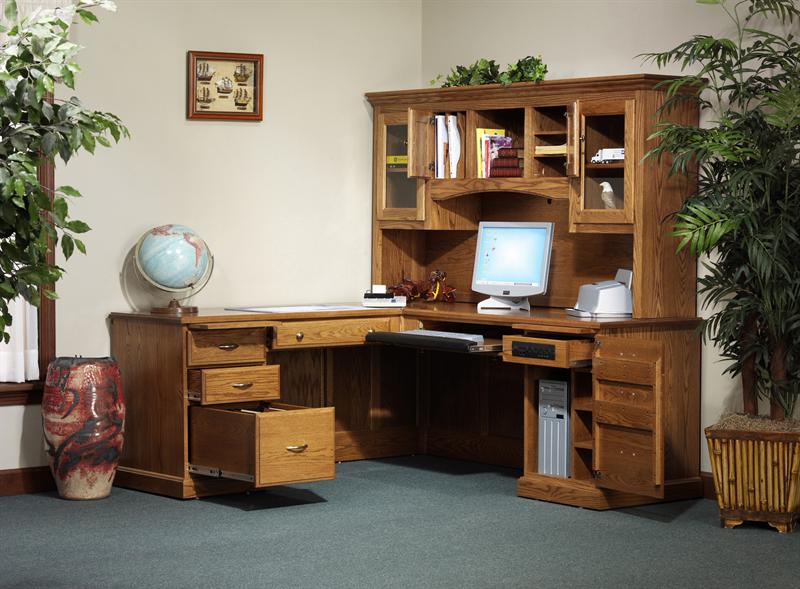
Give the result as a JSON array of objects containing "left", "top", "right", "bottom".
[{"left": 110, "top": 303, "right": 699, "bottom": 332}]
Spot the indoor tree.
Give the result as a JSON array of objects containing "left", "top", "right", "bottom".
[
  {"left": 0, "top": 0, "right": 127, "bottom": 341},
  {"left": 642, "top": 0, "right": 800, "bottom": 419}
]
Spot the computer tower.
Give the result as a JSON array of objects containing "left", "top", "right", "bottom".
[{"left": 537, "top": 379, "right": 570, "bottom": 478}]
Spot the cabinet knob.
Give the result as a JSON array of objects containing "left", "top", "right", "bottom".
[
  {"left": 231, "top": 382, "right": 254, "bottom": 390},
  {"left": 295, "top": 332, "right": 304, "bottom": 342},
  {"left": 286, "top": 444, "right": 308, "bottom": 454},
  {"left": 217, "top": 343, "right": 239, "bottom": 351}
]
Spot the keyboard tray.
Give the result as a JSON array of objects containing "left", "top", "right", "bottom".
[{"left": 365, "top": 331, "right": 502, "bottom": 353}]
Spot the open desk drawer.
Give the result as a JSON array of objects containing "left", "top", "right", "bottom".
[
  {"left": 188, "top": 365, "right": 280, "bottom": 405},
  {"left": 502, "top": 335, "right": 593, "bottom": 368},
  {"left": 189, "top": 403, "right": 335, "bottom": 487}
]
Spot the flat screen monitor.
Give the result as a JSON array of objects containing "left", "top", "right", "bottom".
[{"left": 471, "top": 221, "right": 554, "bottom": 313}]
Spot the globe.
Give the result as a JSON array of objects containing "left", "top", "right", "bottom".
[{"left": 131, "top": 224, "right": 214, "bottom": 314}]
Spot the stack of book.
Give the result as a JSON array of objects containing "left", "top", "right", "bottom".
[{"left": 489, "top": 147, "right": 524, "bottom": 178}]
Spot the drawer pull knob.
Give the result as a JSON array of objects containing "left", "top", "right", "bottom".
[
  {"left": 295, "top": 332, "right": 304, "bottom": 342},
  {"left": 218, "top": 343, "right": 239, "bottom": 351},
  {"left": 231, "top": 382, "right": 254, "bottom": 390},
  {"left": 286, "top": 444, "right": 308, "bottom": 453}
]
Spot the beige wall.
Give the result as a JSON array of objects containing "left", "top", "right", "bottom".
[
  {"left": 2, "top": 0, "right": 753, "bottom": 473},
  {"left": 0, "top": 0, "right": 422, "bottom": 470}
]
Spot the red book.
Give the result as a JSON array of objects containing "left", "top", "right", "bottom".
[
  {"left": 489, "top": 167, "right": 523, "bottom": 178},
  {"left": 496, "top": 147, "right": 524, "bottom": 158},
  {"left": 491, "top": 157, "right": 524, "bottom": 168}
]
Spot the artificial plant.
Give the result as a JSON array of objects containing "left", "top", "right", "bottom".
[
  {"left": 642, "top": 0, "right": 800, "bottom": 418},
  {"left": 432, "top": 55, "right": 548, "bottom": 87},
  {"left": 0, "top": 0, "right": 128, "bottom": 341}
]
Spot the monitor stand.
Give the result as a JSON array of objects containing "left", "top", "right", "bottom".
[{"left": 477, "top": 296, "right": 531, "bottom": 314}]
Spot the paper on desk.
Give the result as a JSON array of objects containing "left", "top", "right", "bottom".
[{"left": 225, "top": 304, "right": 365, "bottom": 313}]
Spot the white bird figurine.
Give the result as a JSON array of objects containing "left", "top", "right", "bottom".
[{"left": 599, "top": 181, "right": 617, "bottom": 209}]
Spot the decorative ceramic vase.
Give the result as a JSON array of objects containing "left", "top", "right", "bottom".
[{"left": 42, "top": 357, "right": 125, "bottom": 500}]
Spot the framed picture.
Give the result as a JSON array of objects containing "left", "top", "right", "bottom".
[{"left": 187, "top": 51, "right": 264, "bottom": 121}]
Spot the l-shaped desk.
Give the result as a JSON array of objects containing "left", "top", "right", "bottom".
[{"left": 110, "top": 302, "right": 701, "bottom": 510}]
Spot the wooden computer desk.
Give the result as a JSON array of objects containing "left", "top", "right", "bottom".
[
  {"left": 110, "top": 302, "right": 701, "bottom": 509},
  {"left": 111, "top": 74, "right": 703, "bottom": 508}
]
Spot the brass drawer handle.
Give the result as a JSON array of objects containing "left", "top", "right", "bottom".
[
  {"left": 295, "top": 332, "right": 304, "bottom": 342},
  {"left": 286, "top": 444, "right": 308, "bottom": 453},
  {"left": 217, "top": 343, "right": 239, "bottom": 351},
  {"left": 231, "top": 382, "right": 254, "bottom": 390}
]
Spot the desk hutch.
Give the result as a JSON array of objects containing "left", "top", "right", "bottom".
[{"left": 111, "top": 74, "right": 702, "bottom": 509}]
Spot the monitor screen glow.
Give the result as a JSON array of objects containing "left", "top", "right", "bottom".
[{"left": 471, "top": 222, "right": 554, "bottom": 300}]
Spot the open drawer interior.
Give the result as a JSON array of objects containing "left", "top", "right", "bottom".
[{"left": 189, "top": 403, "right": 335, "bottom": 488}]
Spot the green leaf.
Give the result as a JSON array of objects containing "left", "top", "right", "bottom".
[
  {"left": 57, "top": 185, "right": 82, "bottom": 197},
  {"left": 61, "top": 234, "right": 74, "bottom": 259},
  {"left": 41, "top": 132, "right": 57, "bottom": 155},
  {"left": 53, "top": 197, "right": 68, "bottom": 222},
  {"left": 66, "top": 220, "right": 90, "bottom": 233},
  {"left": 77, "top": 9, "right": 99, "bottom": 25},
  {"left": 80, "top": 130, "right": 95, "bottom": 154},
  {"left": 74, "top": 239, "right": 86, "bottom": 254},
  {"left": 4, "top": 0, "right": 17, "bottom": 23}
]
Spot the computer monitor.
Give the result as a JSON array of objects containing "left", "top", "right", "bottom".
[{"left": 471, "top": 221, "right": 554, "bottom": 313}]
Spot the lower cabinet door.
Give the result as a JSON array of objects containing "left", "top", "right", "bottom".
[
  {"left": 592, "top": 336, "right": 664, "bottom": 498},
  {"left": 190, "top": 403, "right": 335, "bottom": 487}
]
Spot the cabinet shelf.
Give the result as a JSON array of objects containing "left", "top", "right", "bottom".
[
  {"left": 429, "top": 177, "right": 569, "bottom": 201},
  {"left": 386, "top": 167, "right": 408, "bottom": 173},
  {"left": 573, "top": 439, "right": 593, "bottom": 450},
  {"left": 534, "top": 130, "right": 567, "bottom": 136},
  {"left": 584, "top": 162, "right": 625, "bottom": 170},
  {"left": 573, "top": 397, "right": 593, "bottom": 412}
]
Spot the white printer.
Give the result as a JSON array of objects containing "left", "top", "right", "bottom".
[{"left": 566, "top": 269, "right": 633, "bottom": 318}]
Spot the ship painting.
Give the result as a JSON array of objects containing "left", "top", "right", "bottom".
[
  {"left": 233, "top": 63, "right": 251, "bottom": 84},
  {"left": 233, "top": 88, "right": 251, "bottom": 109},
  {"left": 215, "top": 76, "right": 234, "bottom": 95},
  {"left": 196, "top": 61, "right": 214, "bottom": 82},
  {"left": 195, "top": 86, "right": 215, "bottom": 109}
]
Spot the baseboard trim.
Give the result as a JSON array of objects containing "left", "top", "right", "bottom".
[
  {"left": 701, "top": 470, "right": 716, "bottom": 500},
  {"left": 0, "top": 466, "right": 54, "bottom": 496}
]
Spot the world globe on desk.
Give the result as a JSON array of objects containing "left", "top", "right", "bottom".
[{"left": 130, "top": 224, "right": 214, "bottom": 315}]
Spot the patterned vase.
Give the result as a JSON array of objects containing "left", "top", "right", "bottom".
[{"left": 42, "top": 357, "right": 125, "bottom": 500}]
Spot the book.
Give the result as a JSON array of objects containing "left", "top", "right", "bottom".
[
  {"left": 534, "top": 144, "right": 567, "bottom": 156},
  {"left": 497, "top": 147, "right": 524, "bottom": 158},
  {"left": 386, "top": 154, "right": 408, "bottom": 169},
  {"left": 490, "top": 157, "right": 523, "bottom": 168},
  {"left": 489, "top": 167, "right": 523, "bottom": 178},
  {"left": 447, "top": 115, "right": 460, "bottom": 179},
  {"left": 486, "top": 136, "right": 513, "bottom": 177},
  {"left": 475, "top": 128, "right": 504, "bottom": 177},
  {"left": 435, "top": 115, "right": 448, "bottom": 179}
]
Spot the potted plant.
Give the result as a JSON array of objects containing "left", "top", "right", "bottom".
[
  {"left": 0, "top": 0, "right": 127, "bottom": 340},
  {"left": 642, "top": 0, "right": 800, "bottom": 532},
  {"left": 2, "top": 0, "right": 129, "bottom": 499}
]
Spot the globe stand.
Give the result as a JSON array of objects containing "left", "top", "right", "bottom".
[{"left": 151, "top": 298, "right": 198, "bottom": 315}]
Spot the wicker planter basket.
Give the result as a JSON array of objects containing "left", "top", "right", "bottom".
[{"left": 706, "top": 427, "right": 800, "bottom": 533}]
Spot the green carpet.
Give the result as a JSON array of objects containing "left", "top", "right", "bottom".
[{"left": 1, "top": 456, "right": 797, "bottom": 588}]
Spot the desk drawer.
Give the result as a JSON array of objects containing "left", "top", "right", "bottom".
[
  {"left": 190, "top": 404, "right": 335, "bottom": 487},
  {"left": 502, "top": 336, "right": 593, "bottom": 368},
  {"left": 188, "top": 328, "right": 266, "bottom": 366},
  {"left": 272, "top": 317, "right": 392, "bottom": 349},
  {"left": 188, "top": 365, "right": 280, "bottom": 405}
]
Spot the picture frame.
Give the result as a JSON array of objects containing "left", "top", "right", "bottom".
[{"left": 187, "top": 51, "right": 264, "bottom": 121}]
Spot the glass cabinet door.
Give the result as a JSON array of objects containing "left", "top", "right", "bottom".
[
  {"left": 377, "top": 112, "right": 423, "bottom": 221},
  {"left": 571, "top": 99, "right": 635, "bottom": 227}
]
